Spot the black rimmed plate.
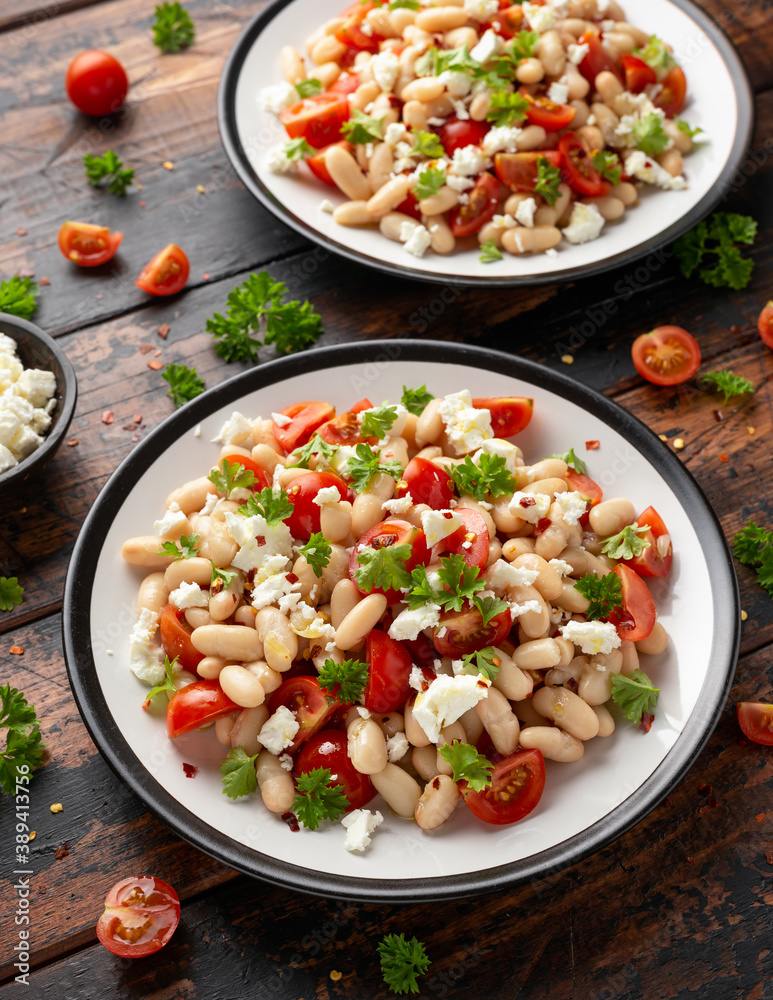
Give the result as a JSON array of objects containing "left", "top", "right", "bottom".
[
  {"left": 63, "top": 341, "right": 738, "bottom": 902},
  {"left": 218, "top": 0, "right": 753, "bottom": 287}
]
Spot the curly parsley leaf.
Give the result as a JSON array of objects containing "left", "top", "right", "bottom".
[
  {"left": 591, "top": 150, "right": 622, "bottom": 186},
  {"left": 143, "top": 656, "right": 179, "bottom": 707},
  {"left": 292, "top": 767, "right": 349, "bottom": 830},
  {"left": 295, "top": 79, "right": 322, "bottom": 98},
  {"left": 702, "top": 370, "right": 754, "bottom": 406},
  {"left": 509, "top": 30, "right": 540, "bottom": 62},
  {"left": 354, "top": 542, "right": 413, "bottom": 594},
  {"left": 0, "top": 276, "right": 38, "bottom": 320},
  {"left": 476, "top": 594, "right": 510, "bottom": 625},
  {"left": 84, "top": 150, "right": 134, "bottom": 196},
  {"left": 361, "top": 403, "right": 399, "bottom": 440},
  {"left": 534, "top": 155, "right": 562, "bottom": 206},
  {"left": 220, "top": 746, "right": 258, "bottom": 799},
  {"left": 416, "top": 44, "right": 477, "bottom": 77},
  {"left": 342, "top": 109, "right": 385, "bottom": 144},
  {"left": 573, "top": 573, "right": 623, "bottom": 620},
  {"left": 413, "top": 165, "right": 446, "bottom": 201},
  {"left": 631, "top": 113, "right": 669, "bottom": 157},
  {"left": 287, "top": 433, "right": 339, "bottom": 469},
  {"left": 0, "top": 684, "right": 45, "bottom": 794},
  {"left": 346, "top": 443, "right": 404, "bottom": 492},
  {"left": 208, "top": 458, "right": 257, "bottom": 497},
  {"left": 600, "top": 523, "right": 651, "bottom": 561},
  {"left": 379, "top": 933, "right": 431, "bottom": 996},
  {"left": 412, "top": 129, "right": 445, "bottom": 158},
  {"left": 487, "top": 90, "right": 530, "bottom": 127},
  {"left": 547, "top": 447, "right": 587, "bottom": 475},
  {"left": 299, "top": 531, "right": 332, "bottom": 577},
  {"left": 162, "top": 362, "right": 205, "bottom": 408},
  {"left": 401, "top": 384, "right": 433, "bottom": 417},
  {"left": 317, "top": 658, "right": 369, "bottom": 704},
  {"left": 701, "top": 245, "right": 754, "bottom": 291},
  {"left": 438, "top": 740, "right": 494, "bottom": 790},
  {"left": 152, "top": 1, "right": 195, "bottom": 52},
  {"left": 460, "top": 647, "right": 501, "bottom": 681},
  {"left": 0, "top": 577, "right": 24, "bottom": 613},
  {"left": 207, "top": 271, "right": 322, "bottom": 363},
  {"left": 449, "top": 453, "right": 517, "bottom": 501},
  {"left": 157, "top": 533, "right": 200, "bottom": 560},
  {"left": 238, "top": 486, "right": 293, "bottom": 525},
  {"left": 436, "top": 554, "right": 486, "bottom": 613},
  {"left": 673, "top": 213, "right": 758, "bottom": 290},
  {"left": 479, "top": 239, "right": 503, "bottom": 264},
  {"left": 733, "top": 520, "right": 773, "bottom": 598},
  {"left": 611, "top": 669, "right": 660, "bottom": 724},
  {"left": 283, "top": 137, "right": 315, "bottom": 161}
]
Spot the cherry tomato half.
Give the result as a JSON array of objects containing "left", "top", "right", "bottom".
[
  {"left": 565, "top": 470, "right": 603, "bottom": 525},
  {"left": 350, "top": 519, "right": 430, "bottom": 602},
  {"left": 462, "top": 748, "right": 545, "bottom": 825},
  {"left": 607, "top": 564, "right": 656, "bottom": 643},
  {"left": 327, "top": 73, "right": 360, "bottom": 97},
  {"left": 306, "top": 141, "right": 352, "bottom": 186},
  {"left": 623, "top": 505, "right": 672, "bottom": 578},
  {"left": 335, "top": 1, "right": 383, "bottom": 53},
  {"left": 218, "top": 453, "right": 272, "bottom": 491},
  {"left": 272, "top": 401, "right": 336, "bottom": 452},
  {"left": 520, "top": 89, "right": 576, "bottom": 132},
  {"left": 653, "top": 66, "right": 687, "bottom": 118},
  {"left": 398, "top": 456, "right": 454, "bottom": 510},
  {"left": 279, "top": 94, "right": 350, "bottom": 149},
  {"left": 435, "top": 507, "right": 490, "bottom": 572},
  {"left": 559, "top": 132, "right": 610, "bottom": 198},
  {"left": 295, "top": 729, "right": 376, "bottom": 809},
  {"left": 472, "top": 396, "right": 534, "bottom": 438},
  {"left": 159, "top": 603, "right": 204, "bottom": 672},
  {"left": 433, "top": 604, "right": 511, "bottom": 657},
  {"left": 631, "top": 326, "right": 701, "bottom": 386},
  {"left": 285, "top": 471, "right": 350, "bottom": 538},
  {"left": 135, "top": 244, "right": 190, "bottom": 297},
  {"left": 166, "top": 680, "right": 238, "bottom": 739},
  {"left": 449, "top": 172, "right": 500, "bottom": 238},
  {"left": 317, "top": 398, "right": 373, "bottom": 445},
  {"left": 267, "top": 676, "right": 340, "bottom": 753},
  {"left": 577, "top": 30, "right": 622, "bottom": 85},
  {"left": 364, "top": 629, "right": 414, "bottom": 713},
  {"left": 737, "top": 703, "right": 773, "bottom": 745},
  {"left": 758, "top": 301, "right": 773, "bottom": 349},
  {"left": 434, "top": 116, "right": 490, "bottom": 155},
  {"left": 95, "top": 876, "right": 179, "bottom": 958},
  {"left": 493, "top": 151, "right": 562, "bottom": 192},
  {"left": 58, "top": 221, "right": 123, "bottom": 267},
  {"left": 620, "top": 54, "right": 657, "bottom": 93},
  {"left": 66, "top": 50, "right": 129, "bottom": 117}
]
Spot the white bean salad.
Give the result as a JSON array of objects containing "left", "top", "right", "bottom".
[
  {"left": 123, "top": 388, "right": 672, "bottom": 850},
  {"left": 261, "top": 0, "right": 699, "bottom": 262}
]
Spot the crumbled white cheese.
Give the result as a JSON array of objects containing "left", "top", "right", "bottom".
[
  {"left": 312, "top": 485, "right": 341, "bottom": 506},
  {"left": 267, "top": 144, "right": 299, "bottom": 175},
  {"left": 169, "top": 581, "right": 209, "bottom": 610},
  {"left": 560, "top": 620, "right": 622, "bottom": 656},
  {"left": 342, "top": 809, "right": 384, "bottom": 853},
  {"left": 486, "top": 559, "right": 539, "bottom": 590},
  {"left": 492, "top": 213, "right": 517, "bottom": 230},
  {"left": 212, "top": 410, "right": 254, "bottom": 447},
  {"left": 384, "top": 122, "right": 408, "bottom": 147},
  {"left": 438, "top": 389, "right": 493, "bottom": 455},
  {"left": 514, "top": 197, "right": 537, "bottom": 228},
  {"left": 401, "top": 222, "right": 432, "bottom": 258},
  {"left": 356, "top": 706, "right": 371, "bottom": 720},
  {"left": 271, "top": 411, "right": 293, "bottom": 428},
  {"left": 278, "top": 753, "right": 293, "bottom": 771},
  {"left": 509, "top": 600, "right": 543, "bottom": 620},
  {"left": 522, "top": 2, "right": 555, "bottom": 31},
  {"left": 408, "top": 665, "right": 427, "bottom": 692},
  {"left": 389, "top": 604, "right": 442, "bottom": 641},
  {"left": 624, "top": 150, "right": 686, "bottom": 190},
  {"left": 545, "top": 247, "right": 559, "bottom": 259},
  {"left": 259, "top": 707, "right": 300, "bottom": 754},
  {"left": 252, "top": 570, "right": 300, "bottom": 612},
  {"left": 372, "top": 50, "right": 400, "bottom": 93},
  {"left": 439, "top": 69, "right": 473, "bottom": 98},
  {"left": 193, "top": 424, "right": 202, "bottom": 438},
  {"left": 553, "top": 490, "right": 588, "bottom": 526},
  {"left": 128, "top": 608, "right": 165, "bottom": 685},
  {"left": 202, "top": 491, "right": 219, "bottom": 516},
  {"left": 567, "top": 42, "right": 589, "bottom": 64},
  {"left": 549, "top": 558, "right": 573, "bottom": 577},
  {"left": 386, "top": 732, "right": 410, "bottom": 762},
  {"left": 295, "top": 613, "right": 336, "bottom": 642},
  {"left": 382, "top": 492, "right": 413, "bottom": 514},
  {"left": 481, "top": 125, "right": 522, "bottom": 156},
  {"left": 444, "top": 174, "right": 475, "bottom": 193},
  {"left": 413, "top": 674, "right": 490, "bottom": 743},
  {"left": 330, "top": 444, "right": 362, "bottom": 479},
  {"left": 449, "top": 144, "right": 492, "bottom": 177},
  {"left": 471, "top": 28, "right": 503, "bottom": 64},
  {"left": 421, "top": 508, "right": 463, "bottom": 546},
  {"left": 464, "top": 0, "right": 499, "bottom": 21},
  {"left": 508, "top": 491, "right": 550, "bottom": 523},
  {"left": 477, "top": 438, "right": 519, "bottom": 473},
  {"left": 225, "top": 510, "right": 294, "bottom": 574},
  {"left": 319, "top": 199, "right": 335, "bottom": 213},
  {"left": 548, "top": 81, "right": 569, "bottom": 106},
  {"left": 0, "top": 341, "right": 57, "bottom": 470},
  {"left": 15, "top": 369, "right": 57, "bottom": 409},
  {"left": 154, "top": 501, "right": 187, "bottom": 537},
  {"left": 259, "top": 82, "right": 298, "bottom": 114},
  {"left": 562, "top": 202, "right": 606, "bottom": 245}
]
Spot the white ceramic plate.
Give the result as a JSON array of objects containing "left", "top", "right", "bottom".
[
  {"left": 63, "top": 342, "right": 738, "bottom": 901},
  {"left": 218, "top": 0, "right": 753, "bottom": 286}
]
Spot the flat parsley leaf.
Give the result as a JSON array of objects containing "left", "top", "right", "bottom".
[
  {"left": 676, "top": 118, "right": 704, "bottom": 140},
  {"left": 157, "top": 533, "right": 201, "bottom": 559},
  {"left": 702, "top": 370, "right": 754, "bottom": 406},
  {"left": 208, "top": 458, "right": 257, "bottom": 497},
  {"left": 299, "top": 531, "right": 332, "bottom": 577},
  {"left": 292, "top": 767, "right": 349, "bottom": 830},
  {"left": 238, "top": 486, "right": 293, "bottom": 525},
  {"left": 600, "top": 523, "right": 651, "bottom": 561},
  {"left": 487, "top": 90, "right": 530, "bottom": 127},
  {"left": 673, "top": 213, "right": 758, "bottom": 290},
  {"left": 143, "top": 656, "right": 179, "bottom": 707},
  {"left": 573, "top": 573, "right": 623, "bottom": 620},
  {"left": 283, "top": 137, "right": 315, "bottom": 161},
  {"left": 476, "top": 594, "right": 510, "bottom": 626},
  {"left": 84, "top": 150, "right": 134, "bottom": 196},
  {"left": 436, "top": 554, "right": 485, "bottom": 613},
  {"left": 460, "top": 647, "right": 501, "bottom": 681},
  {"left": 162, "top": 362, "right": 205, "bottom": 407},
  {"left": 611, "top": 669, "right": 660, "bottom": 724},
  {"left": 0, "top": 276, "right": 38, "bottom": 320},
  {"left": 591, "top": 150, "right": 622, "bottom": 186},
  {"left": 401, "top": 384, "right": 433, "bottom": 417},
  {"left": 354, "top": 543, "right": 413, "bottom": 594},
  {"left": 317, "top": 658, "right": 369, "bottom": 704},
  {"left": 509, "top": 30, "right": 540, "bottom": 62},
  {"left": 0, "top": 684, "right": 45, "bottom": 794},
  {"left": 152, "top": 1, "right": 195, "bottom": 52},
  {"left": 449, "top": 453, "right": 517, "bottom": 501},
  {"left": 631, "top": 113, "right": 669, "bottom": 157},
  {"left": 534, "top": 155, "right": 561, "bottom": 206},
  {"left": 635, "top": 35, "right": 678, "bottom": 77},
  {"left": 412, "top": 129, "right": 445, "bottom": 158},
  {"left": 220, "top": 746, "right": 258, "bottom": 799},
  {"left": 361, "top": 403, "right": 399, "bottom": 440},
  {"left": 379, "top": 933, "right": 431, "bottom": 996},
  {"left": 547, "top": 447, "right": 587, "bottom": 475},
  {"left": 413, "top": 165, "right": 446, "bottom": 201},
  {"left": 211, "top": 564, "right": 238, "bottom": 589},
  {"left": 295, "top": 79, "right": 322, "bottom": 98},
  {"left": 287, "top": 433, "right": 339, "bottom": 469},
  {"left": 342, "top": 109, "right": 385, "bottom": 144},
  {"left": 0, "top": 577, "right": 24, "bottom": 612},
  {"left": 346, "top": 443, "right": 404, "bottom": 492},
  {"left": 479, "top": 239, "right": 503, "bottom": 264},
  {"left": 438, "top": 740, "right": 494, "bottom": 790}
]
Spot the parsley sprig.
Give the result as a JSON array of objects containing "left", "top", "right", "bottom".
[
  {"left": 459, "top": 647, "right": 501, "bottom": 681},
  {"left": 157, "top": 533, "right": 200, "bottom": 559},
  {"left": 635, "top": 35, "right": 678, "bottom": 78},
  {"left": 733, "top": 520, "right": 773, "bottom": 598},
  {"left": 152, "top": 1, "right": 195, "bottom": 52},
  {"left": 401, "top": 385, "right": 433, "bottom": 417},
  {"left": 221, "top": 746, "right": 258, "bottom": 799},
  {"left": 702, "top": 370, "right": 754, "bottom": 406},
  {"left": 487, "top": 90, "right": 530, "bottom": 127},
  {"left": 673, "top": 213, "right": 758, "bottom": 290},
  {"left": 361, "top": 404, "right": 399, "bottom": 440},
  {"left": 83, "top": 150, "right": 134, "bottom": 196},
  {"left": 142, "top": 656, "right": 179, "bottom": 708},
  {"left": 299, "top": 531, "right": 332, "bottom": 576},
  {"left": 449, "top": 453, "right": 516, "bottom": 501},
  {"left": 413, "top": 165, "right": 446, "bottom": 201},
  {"left": 600, "top": 523, "right": 651, "bottom": 561},
  {"left": 415, "top": 44, "right": 477, "bottom": 77},
  {"left": 379, "top": 933, "right": 431, "bottom": 996},
  {"left": 412, "top": 129, "right": 445, "bottom": 158},
  {"left": 438, "top": 740, "right": 494, "bottom": 791},
  {"left": 509, "top": 30, "right": 540, "bottom": 62},
  {"left": 346, "top": 443, "right": 404, "bottom": 492},
  {"left": 573, "top": 573, "right": 623, "bottom": 620},
  {"left": 208, "top": 458, "right": 257, "bottom": 497},
  {"left": 317, "top": 658, "right": 369, "bottom": 704},
  {"left": 162, "top": 362, "right": 205, "bottom": 407},
  {"left": 287, "top": 433, "right": 339, "bottom": 469},
  {"left": 611, "top": 670, "right": 660, "bottom": 724},
  {"left": 354, "top": 543, "right": 413, "bottom": 595},
  {"left": 292, "top": 767, "right": 349, "bottom": 830},
  {"left": 479, "top": 239, "right": 503, "bottom": 264},
  {"left": 409, "top": 555, "right": 509, "bottom": 624},
  {"left": 631, "top": 113, "right": 670, "bottom": 157},
  {"left": 0, "top": 277, "right": 38, "bottom": 320},
  {"left": 591, "top": 150, "right": 622, "bottom": 186},
  {"left": 282, "top": 137, "right": 315, "bottom": 161},
  {"left": 212, "top": 564, "right": 238, "bottom": 589},
  {"left": 1, "top": 685, "right": 45, "bottom": 794},
  {"left": 342, "top": 109, "right": 385, "bottom": 144},
  {"left": 0, "top": 577, "right": 24, "bottom": 612},
  {"left": 207, "top": 271, "right": 323, "bottom": 363},
  {"left": 534, "top": 156, "right": 562, "bottom": 206},
  {"left": 547, "top": 447, "right": 586, "bottom": 475},
  {"left": 295, "top": 79, "right": 322, "bottom": 98},
  {"left": 238, "top": 486, "right": 293, "bottom": 525}
]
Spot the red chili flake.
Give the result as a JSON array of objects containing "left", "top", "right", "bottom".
[
  {"left": 54, "top": 843, "right": 70, "bottom": 860},
  {"left": 755, "top": 812, "right": 765, "bottom": 822},
  {"left": 140, "top": 344, "right": 154, "bottom": 355},
  {"left": 66, "top": 438, "right": 79, "bottom": 447},
  {"left": 519, "top": 497, "right": 537, "bottom": 508},
  {"left": 39, "top": 277, "right": 51, "bottom": 287},
  {"left": 133, "top": 414, "right": 143, "bottom": 424},
  {"left": 101, "top": 410, "right": 114, "bottom": 425},
  {"left": 202, "top": 272, "right": 210, "bottom": 281},
  {"left": 255, "top": 535, "right": 266, "bottom": 546},
  {"left": 585, "top": 440, "right": 600, "bottom": 450},
  {"left": 10, "top": 646, "right": 23, "bottom": 655},
  {"left": 707, "top": 796, "right": 717, "bottom": 809},
  {"left": 566, "top": 677, "right": 579, "bottom": 694},
  {"left": 157, "top": 323, "right": 170, "bottom": 339},
  {"left": 122, "top": 425, "right": 136, "bottom": 431},
  {"left": 697, "top": 782, "right": 712, "bottom": 796},
  {"left": 766, "top": 851, "right": 773, "bottom": 866},
  {"left": 686, "top": 856, "right": 695, "bottom": 863},
  {"left": 147, "top": 360, "right": 164, "bottom": 371},
  {"left": 639, "top": 712, "right": 654, "bottom": 733},
  {"left": 713, "top": 410, "right": 724, "bottom": 422},
  {"left": 730, "top": 324, "right": 741, "bottom": 334},
  {"left": 281, "top": 811, "right": 300, "bottom": 832},
  {"left": 286, "top": 573, "right": 299, "bottom": 584},
  {"left": 16, "top": 227, "right": 27, "bottom": 237},
  {"left": 719, "top": 454, "right": 728, "bottom": 463},
  {"left": 182, "top": 762, "right": 198, "bottom": 778}
]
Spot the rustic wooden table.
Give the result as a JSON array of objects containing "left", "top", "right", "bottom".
[{"left": 1, "top": 0, "right": 772, "bottom": 997}]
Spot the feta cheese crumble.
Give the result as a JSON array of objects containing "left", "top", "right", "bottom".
[
  {"left": 549, "top": 558, "right": 573, "bottom": 577},
  {"left": 386, "top": 732, "right": 410, "bottom": 762},
  {"left": 382, "top": 493, "right": 413, "bottom": 514},
  {"left": 400, "top": 221, "right": 432, "bottom": 258},
  {"left": 312, "top": 486, "right": 341, "bottom": 506},
  {"left": 553, "top": 490, "right": 588, "bottom": 526},
  {"left": 548, "top": 81, "right": 569, "bottom": 106},
  {"left": 258, "top": 706, "right": 300, "bottom": 754},
  {"left": 0, "top": 336, "right": 57, "bottom": 471},
  {"left": 259, "top": 82, "right": 298, "bottom": 114},
  {"left": 562, "top": 202, "right": 606, "bottom": 245},
  {"left": 482, "top": 126, "right": 523, "bottom": 156},
  {"left": 154, "top": 501, "right": 187, "bottom": 537},
  {"left": 449, "top": 144, "right": 493, "bottom": 177},
  {"left": 412, "top": 674, "right": 490, "bottom": 743},
  {"left": 470, "top": 29, "right": 502, "bottom": 65},
  {"left": 559, "top": 620, "right": 622, "bottom": 656},
  {"left": 421, "top": 508, "right": 463, "bottom": 546},
  {"left": 486, "top": 559, "right": 539, "bottom": 590},
  {"left": 624, "top": 150, "right": 687, "bottom": 190},
  {"left": 212, "top": 411, "right": 254, "bottom": 447},
  {"left": 389, "top": 604, "right": 442, "bottom": 641},
  {"left": 372, "top": 50, "right": 400, "bottom": 93},
  {"left": 271, "top": 411, "right": 293, "bottom": 428},
  {"left": 464, "top": 0, "right": 499, "bottom": 21},
  {"left": 128, "top": 608, "right": 165, "bottom": 685},
  {"left": 438, "top": 389, "right": 493, "bottom": 455},
  {"left": 169, "top": 581, "right": 209, "bottom": 610},
  {"left": 514, "top": 197, "right": 537, "bottom": 228},
  {"left": 342, "top": 809, "right": 384, "bottom": 853},
  {"left": 508, "top": 491, "right": 550, "bottom": 523},
  {"left": 522, "top": 2, "right": 555, "bottom": 31}
]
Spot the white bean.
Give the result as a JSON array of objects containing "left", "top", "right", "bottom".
[
  {"left": 348, "top": 718, "right": 388, "bottom": 774},
  {"left": 415, "top": 774, "right": 460, "bottom": 830},
  {"left": 230, "top": 705, "right": 270, "bottom": 755},
  {"left": 519, "top": 725, "right": 584, "bottom": 762},
  {"left": 257, "top": 751, "right": 294, "bottom": 813},
  {"left": 335, "top": 594, "right": 388, "bottom": 650},
  {"left": 371, "top": 763, "right": 422, "bottom": 817},
  {"left": 191, "top": 624, "right": 261, "bottom": 661},
  {"left": 532, "top": 686, "right": 599, "bottom": 740}
]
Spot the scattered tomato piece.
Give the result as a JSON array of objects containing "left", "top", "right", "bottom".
[
  {"left": 631, "top": 326, "right": 701, "bottom": 386},
  {"left": 10, "top": 646, "right": 23, "bottom": 655},
  {"left": 136, "top": 244, "right": 189, "bottom": 297},
  {"left": 96, "top": 876, "right": 180, "bottom": 958},
  {"left": 66, "top": 50, "right": 128, "bottom": 116},
  {"left": 757, "top": 301, "right": 773, "bottom": 349},
  {"left": 59, "top": 221, "right": 123, "bottom": 267},
  {"left": 585, "top": 440, "right": 600, "bottom": 450},
  {"left": 737, "top": 702, "right": 773, "bottom": 745}
]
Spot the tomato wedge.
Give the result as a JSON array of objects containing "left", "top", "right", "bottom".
[
  {"left": 279, "top": 94, "right": 349, "bottom": 149},
  {"left": 434, "top": 116, "right": 490, "bottom": 155},
  {"left": 495, "top": 5, "right": 526, "bottom": 39},
  {"left": 306, "top": 141, "right": 352, "bottom": 186},
  {"left": 559, "top": 132, "right": 610, "bottom": 198},
  {"left": 462, "top": 748, "right": 545, "bottom": 825},
  {"left": 364, "top": 629, "right": 414, "bottom": 713},
  {"left": 159, "top": 603, "right": 205, "bottom": 672},
  {"left": 96, "top": 876, "right": 180, "bottom": 958},
  {"left": 607, "top": 564, "right": 656, "bottom": 642},
  {"left": 737, "top": 703, "right": 773, "bottom": 745},
  {"left": 397, "top": 456, "right": 454, "bottom": 510},
  {"left": 435, "top": 507, "right": 490, "bottom": 571},
  {"left": 327, "top": 73, "right": 360, "bottom": 96},
  {"left": 295, "top": 729, "right": 376, "bottom": 809},
  {"left": 623, "top": 505, "right": 672, "bottom": 578},
  {"left": 272, "top": 401, "right": 335, "bottom": 452},
  {"left": 520, "top": 89, "right": 576, "bottom": 132},
  {"left": 433, "top": 604, "right": 511, "bottom": 657},
  {"left": 285, "top": 471, "right": 350, "bottom": 538},
  {"left": 620, "top": 54, "right": 657, "bottom": 93},
  {"left": 653, "top": 66, "right": 687, "bottom": 118},
  {"left": 335, "top": 1, "right": 383, "bottom": 53},
  {"left": 58, "top": 221, "right": 123, "bottom": 267},
  {"left": 135, "top": 244, "right": 189, "bottom": 297},
  {"left": 565, "top": 470, "right": 603, "bottom": 526},
  {"left": 317, "top": 398, "right": 373, "bottom": 445},
  {"left": 471, "top": 396, "right": 533, "bottom": 438},
  {"left": 449, "top": 172, "right": 500, "bottom": 238},
  {"left": 267, "top": 676, "right": 340, "bottom": 752},
  {"left": 166, "top": 680, "right": 238, "bottom": 738},
  {"left": 219, "top": 453, "right": 271, "bottom": 491},
  {"left": 494, "top": 151, "right": 561, "bottom": 192},
  {"left": 631, "top": 326, "right": 701, "bottom": 386},
  {"left": 350, "top": 519, "right": 430, "bottom": 602},
  {"left": 757, "top": 301, "right": 773, "bottom": 349},
  {"left": 577, "top": 30, "right": 622, "bottom": 85}
]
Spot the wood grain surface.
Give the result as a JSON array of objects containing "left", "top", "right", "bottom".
[{"left": 0, "top": 0, "right": 772, "bottom": 996}]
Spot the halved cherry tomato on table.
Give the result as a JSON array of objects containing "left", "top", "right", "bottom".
[
  {"left": 559, "top": 132, "right": 610, "bottom": 198},
  {"left": 58, "top": 221, "right": 123, "bottom": 267},
  {"left": 472, "top": 396, "right": 534, "bottom": 438},
  {"left": 279, "top": 94, "right": 349, "bottom": 149},
  {"left": 631, "top": 326, "right": 701, "bottom": 386},
  {"left": 295, "top": 729, "right": 376, "bottom": 809},
  {"left": 350, "top": 518, "right": 430, "bottom": 603},
  {"left": 272, "top": 400, "right": 335, "bottom": 452},
  {"left": 397, "top": 456, "right": 454, "bottom": 510},
  {"left": 433, "top": 604, "right": 511, "bottom": 657},
  {"left": 135, "top": 244, "right": 190, "bottom": 297},
  {"left": 653, "top": 66, "right": 687, "bottom": 118},
  {"left": 737, "top": 703, "right": 773, "bottom": 745},
  {"left": 449, "top": 172, "right": 500, "bottom": 238},
  {"left": 623, "top": 505, "right": 672, "bottom": 578},
  {"left": 306, "top": 141, "right": 352, "bottom": 186},
  {"left": 619, "top": 54, "right": 657, "bottom": 93},
  {"left": 577, "top": 30, "right": 622, "bottom": 85},
  {"left": 159, "top": 603, "right": 204, "bottom": 672},
  {"left": 285, "top": 471, "right": 350, "bottom": 538},
  {"left": 166, "top": 680, "right": 238, "bottom": 738},
  {"left": 66, "top": 50, "right": 128, "bottom": 117},
  {"left": 219, "top": 453, "right": 272, "bottom": 491},
  {"left": 434, "top": 116, "right": 490, "bottom": 155},
  {"left": 462, "top": 748, "right": 545, "bottom": 825},
  {"left": 520, "top": 89, "right": 576, "bottom": 132},
  {"left": 494, "top": 151, "right": 561, "bottom": 192},
  {"left": 95, "top": 876, "right": 179, "bottom": 958},
  {"left": 268, "top": 676, "right": 340, "bottom": 753},
  {"left": 758, "top": 301, "right": 773, "bottom": 349},
  {"left": 435, "top": 507, "right": 490, "bottom": 572},
  {"left": 317, "top": 398, "right": 373, "bottom": 445},
  {"left": 607, "top": 564, "right": 656, "bottom": 642},
  {"left": 364, "top": 629, "right": 414, "bottom": 713}
]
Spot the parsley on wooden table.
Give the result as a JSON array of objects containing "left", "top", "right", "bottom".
[
  {"left": 292, "top": 767, "right": 349, "bottom": 830},
  {"left": 0, "top": 276, "right": 38, "bottom": 320},
  {"left": 573, "top": 573, "right": 623, "bottom": 620},
  {"left": 152, "top": 1, "right": 195, "bottom": 52},
  {"left": 449, "top": 453, "right": 517, "bottom": 501},
  {"left": 157, "top": 533, "right": 200, "bottom": 560},
  {"left": 298, "top": 531, "right": 332, "bottom": 576},
  {"left": 733, "top": 521, "right": 773, "bottom": 598},
  {"left": 702, "top": 371, "right": 754, "bottom": 405},
  {"left": 317, "top": 658, "right": 369, "bottom": 704},
  {"left": 378, "top": 933, "right": 431, "bottom": 996},
  {"left": 400, "top": 384, "right": 433, "bottom": 417},
  {"left": 162, "top": 362, "right": 205, "bottom": 407},
  {"left": 0, "top": 576, "right": 24, "bottom": 612},
  {"left": 438, "top": 741, "right": 494, "bottom": 790},
  {"left": 600, "top": 523, "right": 651, "bottom": 561},
  {"left": 1, "top": 684, "right": 45, "bottom": 794},
  {"left": 673, "top": 212, "right": 758, "bottom": 290},
  {"left": 611, "top": 670, "right": 660, "bottom": 724},
  {"left": 220, "top": 746, "right": 258, "bottom": 799},
  {"left": 238, "top": 486, "right": 293, "bottom": 524},
  {"left": 83, "top": 150, "right": 134, "bottom": 195},
  {"left": 208, "top": 458, "right": 257, "bottom": 497}
]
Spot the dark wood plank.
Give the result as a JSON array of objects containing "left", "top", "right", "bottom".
[
  {"left": 699, "top": 0, "right": 773, "bottom": 93},
  {"left": 0, "top": 0, "right": 108, "bottom": 34}
]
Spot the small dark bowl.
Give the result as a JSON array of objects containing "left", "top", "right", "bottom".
[{"left": 0, "top": 313, "right": 77, "bottom": 497}]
